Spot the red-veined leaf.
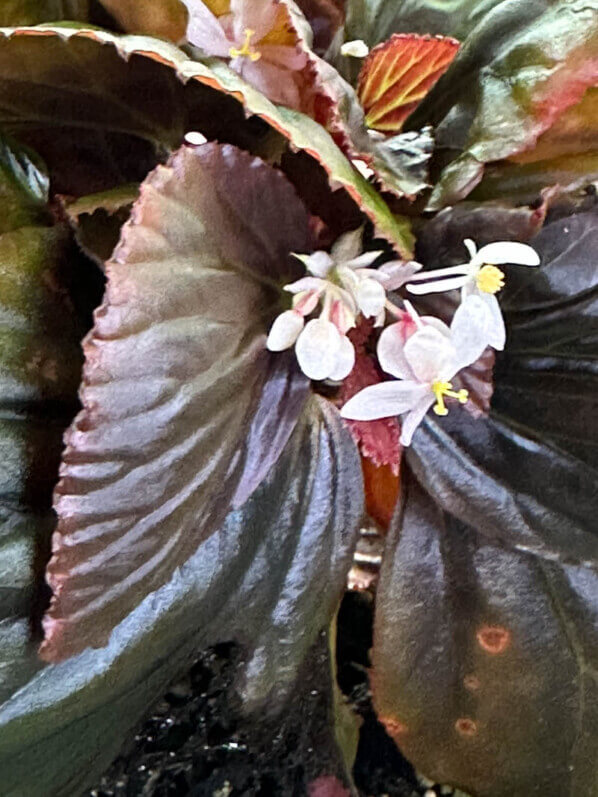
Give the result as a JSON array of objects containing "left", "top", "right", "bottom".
[{"left": 358, "top": 34, "right": 459, "bottom": 134}]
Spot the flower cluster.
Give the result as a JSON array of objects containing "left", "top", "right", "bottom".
[
  {"left": 268, "top": 234, "right": 540, "bottom": 444},
  {"left": 266, "top": 228, "right": 421, "bottom": 380}
]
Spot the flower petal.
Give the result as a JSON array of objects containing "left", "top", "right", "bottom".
[
  {"left": 331, "top": 227, "right": 363, "bottom": 263},
  {"left": 473, "top": 241, "right": 540, "bottom": 267},
  {"left": 463, "top": 238, "right": 477, "bottom": 259},
  {"left": 407, "top": 274, "right": 470, "bottom": 294},
  {"left": 330, "top": 298, "right": 356, "bottom": 334},
  {"left": 404, "top": 326, "right": 456, "bottom": 383},
  {"left": 328, "top": 335, "right": 356, "bottom": 380},
  {"left": 231, "top": 0, "right": 277, "bottom": 42},
  {"left": 354, "top": 277, "right": 386, "bottom": 317},
  {"left": 237, "top": 58, "right": 301, "bottom": 108},
  {"left": 407, "top": 263, "right": 469, "bottom": 281},
  {"left": 284, "top": 276, "right": 325, "bottom": 294},
  {"left": 266, "top": 310, "right": 304, "bottom": 351},
  {"left": 336, "top": 285, "right": 359, "bottom": 314},
  {"left": 352, "top": 159, "right": 374, "bottom": 179},
  {"left": 292, "top": 289, "right": 321, "bottom": 316},
  {"left": 479, "top": 291, "right": 506, "bottom": 351},
  {"left": 449, "top": 295, "right": 493, "bottom": 375},
  {"left": 343, "top": 251, "right": 384, "bottom": 269},
  {"left": 259, "top": 44, "right": 307, "bottom": 70},
  {"left": 421, "top": 316, "right": 451, "bottom": 337},
  {"left": 377, "top": 322, "right": 416, "bottom": 380},
  {"left": 182, "top": 0, "right": 232, "bottom": 56},
  {"left": 341, "top": 380, "right": 430, "bottom": 421},
  {"left": 374, "top": 307, "right": 386, "bottom": 327},
  {"left": 399, "top": 395, "right": 435, "bottom": 446},
  {"left": 295, "top": 317, "right": 341, "bottom": 380},
  {"left": 337, "top": 265, "right": 359, "bottom": 294},
  {"left": 294, "top": 250, "right": 334, "bottom": 277},
  {"left": 374, "top": 260, "right": 422, "bottom": 290}
]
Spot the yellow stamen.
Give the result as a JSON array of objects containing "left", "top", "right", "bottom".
[
  {"left": 432, "top": 381, "right": 469, "bottom": 416},
  {"left": 476, "top": 264, "right": 505, "bottom": 294},
  {"left": 229, "top": 28, "right": 261, "bottom": 61}
]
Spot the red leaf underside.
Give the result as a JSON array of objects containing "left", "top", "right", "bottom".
[{"left": 358, "top": 34, "right": 459, "bottom": 134}]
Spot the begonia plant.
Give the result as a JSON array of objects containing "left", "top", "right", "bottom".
[{"left": 0, "top": 1, "right": 596, "bottom": 795}]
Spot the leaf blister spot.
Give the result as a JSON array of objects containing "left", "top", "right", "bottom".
[
  {"left": 379, "top": 716, "right": 409, "bottom": 737},
  {"left": 455, "top": 717, "right": 478, "bottom": 737},
  {"left": 463, "top": 674, "right": 481, "bottom": 692},
  {"left": 476, "top": 625, "right": 511, "bottom": 654}
]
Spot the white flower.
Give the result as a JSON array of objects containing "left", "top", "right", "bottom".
[
  {"left": 340, "top": 296, "right": 492, "bottom": 445},
  {"left": 406, "top": 239, "right": 539, "bottom": 350},
  {"left": 266, "top": 228, "right": 419, "bottom": 381}
]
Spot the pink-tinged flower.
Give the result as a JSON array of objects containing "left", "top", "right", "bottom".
[
  {"left": 182, "top": 0, "right": 308, "bottom": 107},
  {"left": 341, "top": 297, "right": 492, "bottom": 445},
  {"left": 407, "top": 239, "right": 540, "bottom": 350},
  {"left": 266, "top": 228, "right": 420, "bottom": 381}
]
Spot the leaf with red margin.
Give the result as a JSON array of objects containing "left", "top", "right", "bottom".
[
  {"left": 277, "top": 3, "right": 436, "bottom": 201},
  {"left": 59, "top": 184, "right": 140, "bottom": 268},
  {"left": 40, "top": 141, "right": 313, "bottom": 662},
  {"left": 0, "top": 397, "right": 363, "bottom": 795},
  {"left": 472, "top": 87, "right": 598, "bottom": 204},
  {"left": 406, "top": 0, "right": 598, "bottom": 208},
  {"left": 357, "top": 34, "right": 460, "bottom": 135},
  {"left": 371, "top": 208, "right": 598, "bottom": 796},
  {"left": 293, "top": 37, "right": 436, "bottom": 200},
  {"left": 0, "top": 25, "right": 413, "bottom": 254}
]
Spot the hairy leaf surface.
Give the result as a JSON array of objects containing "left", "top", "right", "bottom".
[{"left": 40, "top": 141, "right": 313, "bottom": 662}]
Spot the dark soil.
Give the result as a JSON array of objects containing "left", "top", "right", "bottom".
[{"left": 89, "top": 592, "right": 450, "bottom": 797}]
